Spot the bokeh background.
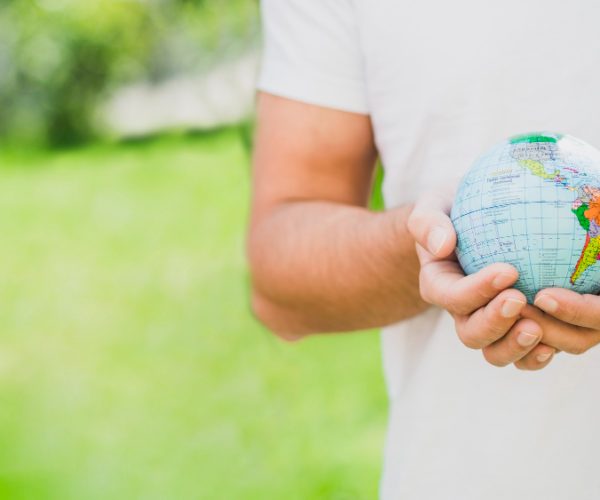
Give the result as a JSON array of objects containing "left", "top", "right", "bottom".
[{"left": 0, "top": 1, "right": 387, "bottom": 498}]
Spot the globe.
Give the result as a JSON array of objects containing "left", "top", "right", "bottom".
[{"left": 451, "top": 132, "right": 600, "bottom": 303}]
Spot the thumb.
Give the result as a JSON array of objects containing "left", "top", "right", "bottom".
[{"left": 407, "top": 190, "right": 457, "bottom": 258}]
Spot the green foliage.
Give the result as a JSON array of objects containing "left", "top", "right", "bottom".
[
  {"left": 370, "top": 163, "right": 385, "bottom": 211},
  {"left": 0, "top": 0, "right": 258, "bottom": 147},
  {"left": 0, "top": 130, "right": 387, "bottom": 498}
]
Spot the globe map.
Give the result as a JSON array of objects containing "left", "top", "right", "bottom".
[{"left": 451, "top": 132, "right": 600, "bottom": 303}]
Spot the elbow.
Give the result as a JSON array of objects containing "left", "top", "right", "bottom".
[{"left": 250, "top": 291, "right": 310, "bottom": 342}]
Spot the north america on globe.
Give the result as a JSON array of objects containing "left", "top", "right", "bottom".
[{"left": 451, "top": 132, "right": 600, "bottom": 303}]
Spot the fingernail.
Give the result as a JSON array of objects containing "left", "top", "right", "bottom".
[
  {"left": 536, "top": 352, "right": 553, "bottom": 363},
  {"left": 501, "top": 298, "right": 525, "bottom": 318},
  {"left": 492, "top": 272, "right": 516, "bottom": 290},
  {"left": 534, "top": 295, "right": 559, "bottom": 313},
  {"left": 427, "top": 227, "right": 448, "bottom": 255},
  {"left": 517, "top": 330, "right": 539, "bottom": 347}
]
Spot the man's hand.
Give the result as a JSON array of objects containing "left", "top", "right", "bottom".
[
  {"left": 518, "top": 289, "right": 600, "bottom": 355},
  {"left": 407, "top": 191, "right": 556, "bottom": 370}
]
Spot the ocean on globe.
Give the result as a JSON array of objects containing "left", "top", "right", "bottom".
[{"left": 451, "top": 132, "right": 600, "bottom": 303}]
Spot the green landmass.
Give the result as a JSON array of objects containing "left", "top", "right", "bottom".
[
  {"left": 572, "top": 203, "right": 591, "bottom": 231},
  {"left": 518, "top": 159, "right": 556, "bottom": 180},
  {"left": 571, "top": 235, "right": 600, "bottom": 284},
  {"left": 509, "top": 132, "right": 561, "bottom": 144},
  {"left": 515, "top": 151, "right": 600, "bottom": 285}
]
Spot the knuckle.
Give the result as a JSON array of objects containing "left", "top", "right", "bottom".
[
  {"left": 568, "top": 306, "right": 584, "bottom": 326},
  {"left": 446, "top": 293, "right": 470, "bottom": 316},
  {"left": 475, "top": 305, "right": 511, "bottom": 343},
  {"left": 474, "top": 284, "right": 495, "bottom": 304},
  {"left": 482, "top": 349, "right": 508, "bottom": 367},
  {"left": 488, "top": 323, "right": 507, "bottom": 340},
  {"left": 457, "top": 315, "right": 502, "bottom": 349},
  {"left": 457, "top": 327, "right": 483, "bottom": 349},
  {"left": 484, "top": 309, "right": 509, "bottom": 339},
  {"left": 566, "top": 338, "right": 589, "bottom": 355},
  {"left": 479, "top": 332, "right": 500, "bottom": 347},
  {"left": 439, "top": 288, "right": 455, "bottom": 311}
]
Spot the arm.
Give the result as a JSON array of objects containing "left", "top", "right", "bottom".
[
  {"left": 248, "top": 93, "right": 554, "bottom": 371},
  {"left": 248, "top": 93, "right": 426, "bottom": 338}
]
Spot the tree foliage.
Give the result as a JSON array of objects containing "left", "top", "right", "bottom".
[{"left": 0, "top": 0, "right": 258, "bottom": 147}]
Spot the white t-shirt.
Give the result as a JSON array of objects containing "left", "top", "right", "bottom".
[{"left": 258, "top": 1, "right": 600, "bottom": 498}]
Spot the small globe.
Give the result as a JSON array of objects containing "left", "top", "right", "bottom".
[{"left": 451, "top": 132, "right": 600, "bottom": 303}]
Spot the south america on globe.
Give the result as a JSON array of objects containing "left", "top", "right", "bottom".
[{"left": 451, "top": 132, "right": 600, "bottom": 303}]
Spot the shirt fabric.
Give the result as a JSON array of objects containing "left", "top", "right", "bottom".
[{"left": 258, "top": 1, "right": 600, "bottom": 498}]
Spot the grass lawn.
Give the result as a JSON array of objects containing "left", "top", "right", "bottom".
[{"left": 0, "top": 129, "right": 388, "bottom": 499}]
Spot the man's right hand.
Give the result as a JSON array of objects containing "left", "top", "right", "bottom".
[{"left": 407, "top": 191, "right": 556, "bottom": 370}]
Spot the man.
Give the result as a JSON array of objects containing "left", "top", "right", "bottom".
[{"left": 248, "top": 1, "right": 600, "bottom": 498}]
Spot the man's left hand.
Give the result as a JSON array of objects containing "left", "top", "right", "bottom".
[{"left": 520, "top": 289, "right": 600, "bottom": 356}]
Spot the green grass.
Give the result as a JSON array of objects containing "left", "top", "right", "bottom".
[{"left": 0, "top": 130, "right": 387, "bottom": 499}]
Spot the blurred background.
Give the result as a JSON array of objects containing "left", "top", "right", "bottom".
[{"left": 0, "top": 1, "right": 387, "bottom": 498}]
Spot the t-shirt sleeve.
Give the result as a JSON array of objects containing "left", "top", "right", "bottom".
[{"left": 257, "top": 0, "right": 369, "bottom": 115}]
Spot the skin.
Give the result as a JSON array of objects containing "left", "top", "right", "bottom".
[
  {"left": 407, "top": 192, "right": 554, "bottom": 369},
  {"left": 248, "top": 93, "right": 424, "bottom": 336},
  {"left": 248, "top": 92, "right": 600, "bottom": 370}
]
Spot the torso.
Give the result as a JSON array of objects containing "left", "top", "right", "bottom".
[{"left": 354, "top": 1, "right": 600, "bottom": 498}]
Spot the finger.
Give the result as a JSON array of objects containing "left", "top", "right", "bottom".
[
  {"left": 513, "top": 343, "right": 556, "bottom": 371},
  {"left": 481, "top": 318, "right": 543, "bottom": 367},
  {"left": 408, "top": 191, "right": 457, "bottom": 258},
  {"left": 418, "top": 252, "right": 519, "bottom": 315},
  {"left": 534, "top": 288, "right": 600, "bottom": 329},
  {"left": 521, "top": 305, "right": 600, "bottom": 355},
  {"left": 415, "top": 241, "right": 458, "bottom": 267},
  {"left": 454, "top": 288, "right": 527, "bottom": 349}
]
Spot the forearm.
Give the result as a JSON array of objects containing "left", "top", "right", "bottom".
[{"left": 248, "top": 201, "right": 428, "bottom": 338}]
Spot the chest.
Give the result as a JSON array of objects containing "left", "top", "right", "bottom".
[
  {"left": 358, "top": 0, "right": 600, "bottom": 100},
  {"left": 355, "top": 0, "right": 600, "bottom": 201}
]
